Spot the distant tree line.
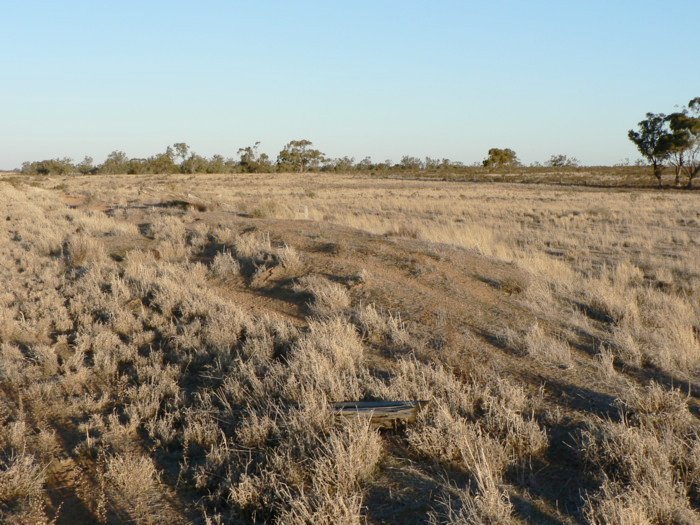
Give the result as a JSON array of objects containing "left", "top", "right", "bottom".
[
  {"left": 628, "top": 97, "right": 700, "bottom": 188},
  {"left": 18, "top": 141, "right": 590, "bottom": 177}
]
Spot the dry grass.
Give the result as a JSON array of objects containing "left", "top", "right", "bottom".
[{"left": 0, "top": 173, "right": 698, "bottom": 524}]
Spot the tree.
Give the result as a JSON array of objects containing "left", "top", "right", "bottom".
[
  {"left": 172, "top": 143, "right": 190, "bottom": 164},
  {"left": 238, "top": 142, "right": 272, "bottom": 173},
  {"left": 666, "top": 98, "right": 700, "bottom": 188},
  {"left": 77, "top": 156, "right": 95, "bottom": 175},
  {"left": 127, "top": 158, "right": 148, "bottom": 174},
  {"left": 684, "top": 98, "right": 700, "bottom": 188},
  {"left": 546, "top": 154, "right": 579, "bottom": 167},
  {"left": 207, "top": 154, "right": 226, "bottom": 174},
  {"left": 399, "top": 156, "right": 423, "bottom": 170},
  {"left": 322, "top": 156, "right": 355, "bottom": 172},
  {"left": 628, "top": 113, "right": 674, "bottom": 187},
  {"left": 277, "top": 139, "right": 324, "bottom": 172},
  {"left": 423, "top": 157, "right": 454, "bottom": 171},
  {"left": 482, "top": 148, "right": 519, "bottom": 170},
  {"left": 666, "top": 115, "right": 690, "bottom": 186},
  {"left": 356, "top": 157, "right": 373, "bottom": 171},
  {"left": 146, "top": 151, "right": 178, "bottom": 174},
  {"left": 180, "top": 153, "right": 210, "bottom": 174},
  {"left": 100, "top": 150, "right": 130, "bottom": 174},
  {"left": 20, "top": 158, "right": 74, "bottom": 175}
]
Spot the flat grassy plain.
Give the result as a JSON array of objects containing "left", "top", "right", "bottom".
[{"left": 0, "top": 172, "right": 698, "bottom": 524}]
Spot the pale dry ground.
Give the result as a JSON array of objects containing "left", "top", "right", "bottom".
[{"left": 0, "top": 172, "right": 699, "bottom": 524}]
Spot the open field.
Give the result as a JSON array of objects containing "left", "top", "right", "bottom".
[{"left": 0, "top": 172, "right": 699, "bottom": 524}]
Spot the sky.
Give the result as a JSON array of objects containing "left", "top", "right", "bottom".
[{"left": 1, "top": 0, "right": 699, "bottom": 169}]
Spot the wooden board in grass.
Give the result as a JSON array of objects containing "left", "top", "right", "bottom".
[{"left": 332, "top": 400, "right": 428, "bottom": 429}]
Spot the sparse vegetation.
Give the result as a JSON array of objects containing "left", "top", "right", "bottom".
[{"left": 0, "top": 172, "right": 698, "bottom": 524}]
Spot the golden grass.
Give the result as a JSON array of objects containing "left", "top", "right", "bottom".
[{"left": 0, "top": 173, "right": 698, "bottom": 524}]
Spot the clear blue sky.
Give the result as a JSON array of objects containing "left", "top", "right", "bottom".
[{"left": 1, "top": 0, "right": 698, "bottom": 169}]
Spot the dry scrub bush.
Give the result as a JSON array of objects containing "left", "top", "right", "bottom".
[
  {"left": 73, "top": 209, "right": 139, "bottom": 236},
  {"left": 214, "top": 231, "right": 303, "bottom": 284},
  {"left": 408, "top": 405, "right": 509, "bottom": 476},
  {"left": 612, "top": 287, "right": 700, "bottom": 371},
  {"left": 580, "top": 384, "right": 700, "bottom": 524},
  {"left": 64, "top": 234, "right": 106, "bottom": 268},
  {"left": 379, "top": 359, "right": 546, "bottom": 484},
  {"left": 248, "top": 199, "right": 298, "bottom": 219},
  {"left": 210, "top": 250, "right": 241, "bottom": 281},
  {"left": 154, "top": 239, "right": 191, "bottom": 262},
  {"left": 255, "top": 420, "right": 381, "bottom": 525},
  {"left": 595, "top": 345, "right": 617, "bottom": 380},
  {"left": 105, "top": 453, "right": 166, "bottom": 524},
  {"left": 584, "top": 477, "right": 697, "bottom": 525},
  {"left": 283, "top": 318, "right": 367, "bottom": 402},
  {"left": 295, "top": 275, "right": 351, "bottom": 318},
  {"left": 352, "top": 304, "right": 413, "bottom": 351},
  {"left": 522, "top": 323, "right": 573, "bottom": 367},
  {"left": 617, "top": 382, "right": 694, "bottom": 433},
  {"left": 0, "top": 453, "right": 48, "bottom": 524},
  {"left": 232, "top": 231, "right": 272, "bottom": 259},
  {"left": 277, "top": 243, "right": 303, "bottom": 273},
  {"left": 429, "top": 451, "right": 516, "bottom": 525},
  {"left": 149, "top": 215, "right": 187, "bottom": 242}
]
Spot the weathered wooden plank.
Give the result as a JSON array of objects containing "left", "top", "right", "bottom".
[{"left": 332, "top": 400, "right": 428, "bottom": 429}]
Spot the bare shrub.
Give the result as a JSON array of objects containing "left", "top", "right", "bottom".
[
  {"left": 311, "top": 420, "right": 382, "bottom": 496},
  {"left": 615, "top": 288, "right": 700, "bottom": 371},
  {"left": 276, "top": 487, "right": 364, "bottom": 525},
  {"left": 351, "top": 303, "right": 387, "bottom": 338},
  {"left": 583, "top": 477, "right": 698, "bottom": 525}
]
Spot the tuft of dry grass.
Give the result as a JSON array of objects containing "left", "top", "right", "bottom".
[{"left": 294, "top": 275, "right": 351, "bottom": 318}]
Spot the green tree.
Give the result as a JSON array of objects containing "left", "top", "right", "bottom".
[
  {"left": 21, "top": 158, "right": 74, "bottom": 175},
  {"left": 136, "top": 146, "right": 178, "bottom": 174},
  {"left": 322, "top": 156, "right": 355, "bottom": 172},
  {"left": 127, "top": 158, "right": 148, "bottom": 174},
  {"left": 100, "top": 150, "right": 130, "bottom": 174},
  {"left": 146, "top": 151, "right": 178, "bottom": 174},
  {"left": 356, "top": 157, "right": 373, "bottom": 171},
  {"left": 628, "top": 113, "right": 673, "bottom": 187},
  {"left": 181, "top": 153, "right": 210, "bottom": 174},
  {"left": 172, "top": 143, "right": 190, "bottom": 164},
  {"left": 238, "top": 142, "right": 272, "bottom": 173},
  {"left": 207, "top": 154, "right": 226, "bottom": 173},
  {"left": 77, "top": 156, "right": 94, "bottom": 175},
  {"left": 666, "top": 98, "right": 700, "bottom": 188},
  {"left": 546, "top": 154, "right": 579, "bottom": 167},
  {"left": 277, "top": 139, "right": 324, "bottom": 172},
  {"left": 482, "top": 148, "right": 519, "bottom": 170},
  {"left": 399, "top": 156, "right": 423, "bottom": 170}
]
